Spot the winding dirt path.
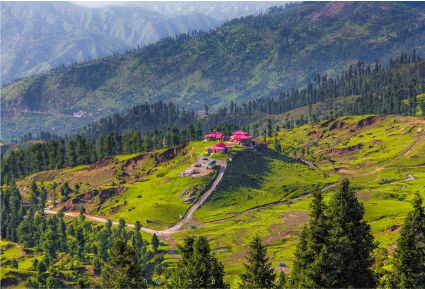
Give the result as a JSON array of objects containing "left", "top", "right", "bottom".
[
  {"left": 44, "top": 163, "right": 227, "bottom": 236},
  {"left": 334, "top": 134, "right": 425, "bottom": 177},
  {"left": 201, "top": 181, "right": 340, "bottom": 225}
]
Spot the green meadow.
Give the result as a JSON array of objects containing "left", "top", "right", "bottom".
[{"left": 4, "top": 115, "right": 425, "bottom": 286}]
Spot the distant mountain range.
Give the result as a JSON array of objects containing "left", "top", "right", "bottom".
[
  {"left": 1, "top": 1, "right": 222, "bottom": 84},
  {"left": 74, "top": 1, "right": 288, "bottom": 21},
  {"left": 2, "top": 1, "right": 425, "bottom": 140}
]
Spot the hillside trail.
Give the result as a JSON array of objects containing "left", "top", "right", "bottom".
[
  {"left": 334, "top": 134, "right": 425, "bottom": 177},
  {"left": 43, "top": 135, "right": 423, "bottom": 236},
  {"left": 201, "top": 181, "right": 340, "bottom": 225},
  {"left": 45, "top": 163, "right": 227, "bottom": 236}
]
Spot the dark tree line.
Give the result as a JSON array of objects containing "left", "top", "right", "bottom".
[
  {"left": 79, "top": 101, "right": 196, "bottom": 139},
  {"left": 1, "top": 124, "right": 203, "bottom": 182},
  {"left": 213, "top": 52, "right": 424, "bottom": 120},
  {"left": 1, "top": 179, "right": 165, "bottom": 288}
]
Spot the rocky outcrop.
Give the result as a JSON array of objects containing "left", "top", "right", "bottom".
[
  {"left": 324, "top": 143, "right": 364, "bottom": 156},
  {"left": 88, "top": 157, "right": 117, "bottom": 171},
  {"left": 61, "top": 186, "right": 127, "bottom": 211}
]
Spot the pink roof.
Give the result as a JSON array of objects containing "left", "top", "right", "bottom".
[
  {"left": 233, "top": 134, "right": 252, "bottom": 141},
  {"left": 205, "top": 131, "right": 225, "bottom": 138},
  {"left": 207, "top": 142, "right": 231, "bottom": 150},
  {"left": 232, "top": 130, "right": 249, "bottom": 135}
]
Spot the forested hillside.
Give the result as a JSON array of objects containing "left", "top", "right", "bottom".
[
  {"left": 77, "top": 53, "right": 425, "bottom": 138},
  {"left": 2, "top": 1, "right": 425, "bottom": 139}
]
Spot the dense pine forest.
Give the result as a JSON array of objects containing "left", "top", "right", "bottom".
[
  {"left": 221, "top": 52, "right": 425, "bottom": 118},
  {"left": 79, "top": 102, "right": 196, "bottom": 139}
]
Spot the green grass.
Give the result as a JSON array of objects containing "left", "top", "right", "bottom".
[
  {"left": 96, "top": 142, "right": 218, "bottom": 229},
  {"left": 62, "top": 164, "right": 90, "bottom": 172},
  {"left": 163, "top": 116, "right": 425, "bottom": 284},
  {"left": 0, "top": 241, "right": 39, "bottom": 287},
  {"left": 114, "top": 152, "right": 146, "bottom": 162},
  {"left": 10, "top": 116, "right": 425, "bottom": 287},
  {"left": 194, "top": 148, "right": 337, "bottom": 222}
]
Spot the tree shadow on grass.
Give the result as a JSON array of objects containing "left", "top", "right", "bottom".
[{"left": 216, "top": 148, "right": 298, "bottom": 194}]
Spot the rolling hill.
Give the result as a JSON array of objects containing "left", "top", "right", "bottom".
[
  {"left": 4, "top": 114, "right": 424, "bottom": 286},
  {"left": 2, "top": 2, "right": 425, "bottom": 139}
]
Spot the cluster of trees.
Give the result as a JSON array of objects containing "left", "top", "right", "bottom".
[
  {"left": 2, "top": 175, "right": 424, "bottom": 288},
  {"left": 1, "top": 179, "right": 166, "bottom": 288},
  {"left": 163, "top": 180, "right": 425, "bottom": 289},
  {"left": 79, "top": 102, "right": 197, "bottom": 139},
  {"left": 1, "top": 123, "right": 204, "bottom": 182},
  {"left": 219, "top": 52, "right": 424, "bottom": 119}
]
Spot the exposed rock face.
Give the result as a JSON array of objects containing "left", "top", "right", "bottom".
[
  {"left": 324, "top": 143, "right": 364, "bottom": 157},
  {"left": 179, "top": 185, "right": 201, "bottom": 204},
  {"left": 354, "top": 116, "right": 383, "bottom": 130},
  {"left": 61, "top": 186, "right": 127, "bottom": 212},
  {"left": 88, "top": 157, "right": 117, "bottom": 171}
]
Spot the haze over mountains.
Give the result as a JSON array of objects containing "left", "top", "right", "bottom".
[
  {"left": 74, "top": 1, "right": 286, "bottom": 21},
  {"left": 2, "top": 1, "right": 425, "bottom": 140},
  {"left": 1, "top": 1, "right": 284, "bottom": 84},
  {"left": 1, "top": 1, "right": 222, "bottom": 84}
]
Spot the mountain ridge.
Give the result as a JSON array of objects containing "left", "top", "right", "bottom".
[
  {"left": 1, "top": 1, "right": 222, "bottom": 84},
  {"left": 2, "top": 1, "right": 425, "bottom": 139}
]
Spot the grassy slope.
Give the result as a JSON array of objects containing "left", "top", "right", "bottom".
[
  {"left": 100, "top": 145, "right": 215, "bottom": 229},
  {"left": 7, "top": 115, "right": 425, "bottom": 286},
  {"left": 194, "top": 149, "right": 337, "bottom": 222},
  {"left": 16, "top": 141, "right": 219, "bottom": 230},
  {"left": 171, "top": 115, "right": 425, "bottom": 283}
]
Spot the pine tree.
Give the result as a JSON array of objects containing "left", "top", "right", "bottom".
[
  {"left": 240, "top": 236, "right": 276, "bottom": 288},
  {"left": 132, "top": 221, "right": 144, "bottom": 259},
  {"left": 151, "top": 233, "right": 159, "bottom": 253},
  {"left": 274, "top": 138, "right": 282, "bottom": 153},
  {"left": 97, "top": 220, "right": 113, "bottom": 261},
  {"left": 2, "top": 181, "right": 24, "bottom": 242},
  {"left": 60, "top": 182, "right": 71, "bottom": 202},
  {"left": 101, "top": 238, "right": 146, "bottom": 289},
  {"left": 168, "top": 236, "right": 228, "bottom": 289},
  {"left": 292, "top": 188, "right": 329, "bottom": 288},
  {"left": 389, "top": 194, "right": 425, "bottom": 288},
  {"left": 323, "top": 179, "right": 376, "bottom": 288}
]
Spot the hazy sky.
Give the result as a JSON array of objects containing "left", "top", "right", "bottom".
[{"left": 72, "top": 1, "right": 288, "bottom": 20}]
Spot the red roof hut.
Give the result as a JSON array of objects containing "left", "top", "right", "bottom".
[
  {"left": 230, "top": 130, "right": 253, "bottom": 146},
  {"left": 206, "top": 142, "right": 231, "bottom": 154},
  {"left": 204, "top": 131, "right": 226, "bottom": 141}
]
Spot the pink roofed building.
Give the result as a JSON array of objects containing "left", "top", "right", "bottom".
[
  {"left": 206, "top": 142, "right": 231, "bottom": 154},
  {"left": 230, "top": 130, "right": 253, "bottom": 146},
  {"left": 204, "top": 131, "right": 226, "bottom": 141}
]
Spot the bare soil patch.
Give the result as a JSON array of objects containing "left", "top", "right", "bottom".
[{"left": 281, "top": 211, "right": 309, "bottom": 227}]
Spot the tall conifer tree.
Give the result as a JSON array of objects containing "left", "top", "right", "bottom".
[
  {"left": 240, "top": 236, "right": 276, "bottom": 288},
  {"left": 389, "top": 194, "right": 425, "bottom": 288}
]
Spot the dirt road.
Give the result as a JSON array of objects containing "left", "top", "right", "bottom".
[{"left": 45, "top": 163, "right": 227, "bottom": 236}]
